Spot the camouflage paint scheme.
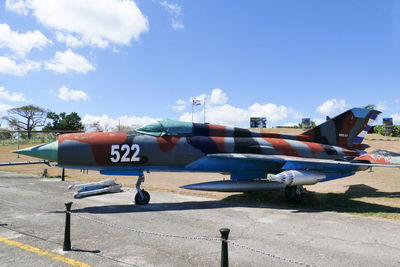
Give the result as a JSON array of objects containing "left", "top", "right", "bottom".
[
  {"left": 356, "top": 150, "right": 400, "bottom": 164},
  {"left": 14, "top": 107, "right": 400, "bottom": 204},
  {"left": 47, "top": 108, "right": 397, "bottom": 183}
]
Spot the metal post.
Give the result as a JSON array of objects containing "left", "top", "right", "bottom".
[
  {"left": 220, "top": 228, "right": 230, "bottom": 267},
  {"left": 61, "top": 168, "right": 65, "bottom": 181},
  {"left": 63, "top": 201, "right": 73, "bottom": 251},
  {"left": 203, "top": 98, "right": 206, "bottom": 123},
  {"left": 17, "top": 132, "right": 20, "bottom": 158}
]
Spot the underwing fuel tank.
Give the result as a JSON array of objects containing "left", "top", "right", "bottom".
[
  {"left": 270, "top": 170, "right": 326, "bottom": 186},
  {"left": 181, "top": 180, "right": 285, "bottom": 192}
]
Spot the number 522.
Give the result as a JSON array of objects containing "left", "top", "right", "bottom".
[{"left": 110, "top": 144, "right": 140, "bottom": 163}]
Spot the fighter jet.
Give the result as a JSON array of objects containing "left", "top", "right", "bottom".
[{"left": 14, "top": 108, "right": 400, "bottom": 204}]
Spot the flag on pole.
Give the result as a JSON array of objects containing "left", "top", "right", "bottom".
[{"left": 192, "top": 99, "right": 201, "bottom": 106}]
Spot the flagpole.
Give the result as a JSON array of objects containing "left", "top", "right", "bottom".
[
  {"left": 203, "top": 98, "right": 206, "bottom": 123},
  {"left": 192, "top": 100, "right": 193, "bottom": 123}
]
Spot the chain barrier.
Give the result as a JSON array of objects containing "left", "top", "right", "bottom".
[
  {"left": 69, "top": 211, "right": 315, "bottom": 266},
  {"left": 0, "top": 198, "right": 315, "bottom": 266},
  {"left": 68, "top": 211, "right": 220, "bottom": 242},
  {"left": 0, "top": 198, "right": 53, "bottom": 213}
]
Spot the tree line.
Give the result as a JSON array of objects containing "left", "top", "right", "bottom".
[
  {"left": 0, "top": 105, "right": 137, "bottom": 139},
  {"left": 1, "top": 104, "right": 398, "bottom": 139},
  {"left": 0, "top": 105, "right": 84, "bottom": 139}
]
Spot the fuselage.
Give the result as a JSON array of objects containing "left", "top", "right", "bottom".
[
  {"left": 14, "top": 109, "right": 392, "bottom": 199},
  {"left": 55, "top": 122, "right": 360, "bottom": 176}
]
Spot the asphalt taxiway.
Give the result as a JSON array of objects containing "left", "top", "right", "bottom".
[{"left": 0, "top": 171, "right": 399, "bottom": 266}]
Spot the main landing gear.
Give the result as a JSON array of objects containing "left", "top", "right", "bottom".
[
  {"left": 285, "top": 185, "right": 306, "bottom": 204},
  {"left": 134, "top": 175, "right": 150, "bottom": 205}
]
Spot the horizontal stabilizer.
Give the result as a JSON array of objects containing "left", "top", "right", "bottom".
[{"left": 354, "top": 150, "right": 400, "bottom": 165}]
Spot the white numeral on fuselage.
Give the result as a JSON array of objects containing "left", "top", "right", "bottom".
[{"left": 110, "top": 144, "right": 140, "bottom": 163}]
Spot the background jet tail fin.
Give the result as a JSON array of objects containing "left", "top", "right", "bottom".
[{"left": 300, "top": 108, "right": 381, "bottom": 149}]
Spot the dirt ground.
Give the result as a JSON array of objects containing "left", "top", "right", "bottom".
[{"left": 1, "top": 130, "right": 399, "bottom": 219}]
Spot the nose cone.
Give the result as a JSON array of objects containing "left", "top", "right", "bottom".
[{"left": 13, "top": 141, "right": 58, "bottom": 162}]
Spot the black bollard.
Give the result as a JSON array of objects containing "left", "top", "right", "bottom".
[
  {"left": 220, "top": 228, "right": 230, "bottom": 267},
  {"left": 61, "top": 168, "right": 65, "bottom": 181},
  {"left": 63, "top": 201, "right": 73, "bottom": 251}
]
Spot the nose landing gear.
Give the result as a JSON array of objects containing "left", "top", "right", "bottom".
[{"left": 134, "top": 175, "right": 150, "bottom": 205}]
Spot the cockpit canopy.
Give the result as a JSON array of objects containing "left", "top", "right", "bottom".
[{"left": 136, "top": 119, "right": 193, "bottom": 136}]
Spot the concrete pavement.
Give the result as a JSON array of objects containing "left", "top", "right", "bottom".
[{"left": 0, "top": 171, "right": 399, "bottom": 266}]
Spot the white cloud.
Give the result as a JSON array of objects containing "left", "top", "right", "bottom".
[
  {"left": 180, "top": 103, "right": 299, "bottom": 127},
  {"left": 55, "top": 32, "right": 84, "bottom": 48},
  {"left": 0, "top": 24, "right": 51, "bottom": 58},
  {"left": 180, "top": 89, "right": 301, "bottom": 127},
  {"left": 395, "top": 98, "right": 400, "bottom": 107},
  {"left": 316, "top": 98, "right": 349, "bottom": 116},
  {"left": 391, "top": 113, "right": 400, "bottom": 125},
  {"left": 57, "top": 86, "right": 88, "bottom": 101},
  {"left": 248, "top": 103, "right": 299, "bottom": 123},
  {"left": 192, "top": 93, "right": 207, "bottom": 103},
  {"left": 190, "top": 88, "right": 228, "bottom": 107},
  {"left": 185, "top": 104, "right": 250, "bottom": 126},
  {"left": 82, "top": 114, "right": 159, "bottom": 131},
  {"left": 160, "top": 0, "right": 181, "bottom": 14},
  {"left": 0, "top": 56, "right": 41, "bottom": 76},
  {"left": 5, "top": 0, "right": 29, "bottom": 15},
  {"left": 7, "top": 0, "right": 149, "bottom": 48},
  {"left": 0, "top": 103, "right": 15, "bottom": 118},
  {"left": 313, "top": 117, "right": 325, "bottom": 126},
  {"left": 210, "top": 88, "right": 228, "bottom": 105},
  {"left": 176, "top": 99, "right": 186, "bottom": 105},
  {"left": 376, "top": 101, "right": 389, "bottom": 111},
  {"left": 180, "top": 103, "right": 298, "bottom": 128},
  {"left": 45, "top": 49, "right": 95, "bottom": 74},
  {"left": 172, "top": 99, "right": 186, "bottom": 111},
  {"left": 160, "top": 0, "right": 184, "bottom": 29},
  {"left": 0, "top": 87, "right": 26, "bottom": 102},
  {"left": 171, "top": 22, "right": 184, "bottom": 30}
]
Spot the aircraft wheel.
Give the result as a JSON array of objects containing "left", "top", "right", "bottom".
[
  {"left": 135, "top": 190, "right": 150, "bottom": 205},
  {"left": 285, "top": 186, "right": 304, "bottom": 204}
]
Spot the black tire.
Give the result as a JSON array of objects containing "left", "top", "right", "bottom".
[
  {"left": 285, "top": 186, "right": 303, "bottom": 204},
  {"left": 134, "top": 190, "right": 150, "bottom": 205}
]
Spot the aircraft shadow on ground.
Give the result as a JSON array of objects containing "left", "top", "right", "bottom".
[
  {"left": 226, "top": 184, "right": 400, "bottom": 215},
  {"left": 70, "top": 184, "right": 400, "bottom": 215},
  {"left": 71, "top": 200, "right": 266, "bottom": 214}
]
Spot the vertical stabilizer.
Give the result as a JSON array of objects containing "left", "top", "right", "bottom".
[{"left": 300, "top": 108, "right": 381, "bottom": 148}]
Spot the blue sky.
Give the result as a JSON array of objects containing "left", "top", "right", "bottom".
[{"left": 1, "top": 0, "right": 400, "bottom": 130}]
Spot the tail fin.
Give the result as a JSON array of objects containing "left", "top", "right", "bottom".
[{"left": 301, "top": 108, "right": 381, "bottom": 149}]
